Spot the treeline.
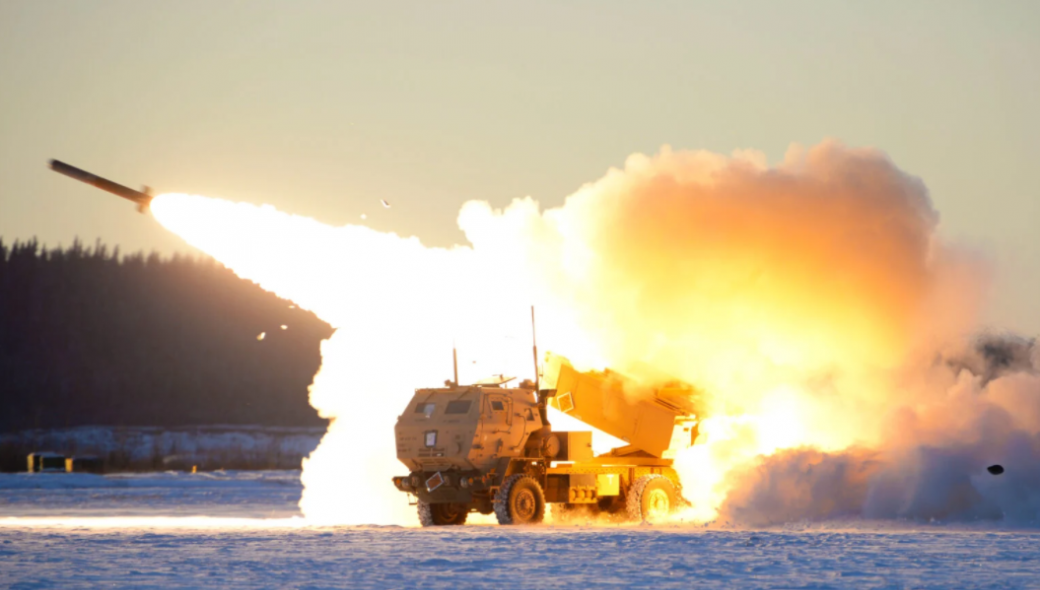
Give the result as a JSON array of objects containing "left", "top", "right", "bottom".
[{"left": 0, "top": 238, "right": 332, "bottom": 433}]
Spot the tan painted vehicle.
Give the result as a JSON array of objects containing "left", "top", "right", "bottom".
[{"left": 392, "top": 353, "right": 701, "bottom": 526}]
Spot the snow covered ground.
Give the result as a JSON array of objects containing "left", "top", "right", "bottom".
[
  {"left": 2, "top": 471, "right": 1039, "bottom": 588},
  {"left": 0, "top": 470, "right": 301, "bottom": 518}
]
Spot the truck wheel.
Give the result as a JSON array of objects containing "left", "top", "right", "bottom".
[
  {"left": 417, "top": 500, "right": 468, "bottom": 526},
  {"left": 626, "top": 475, "right": 677, "bottom": 523},
  {"left": 494, "top": 475, "right": 546, "bottom": 525}
]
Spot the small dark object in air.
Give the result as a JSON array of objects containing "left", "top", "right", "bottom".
[{"left": 987, "top": 464, "right": 1004, "bottom": 475}]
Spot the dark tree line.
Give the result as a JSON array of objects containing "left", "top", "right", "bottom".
[{"left": 0, "top": 238, "right": 333, "bottom": 433}]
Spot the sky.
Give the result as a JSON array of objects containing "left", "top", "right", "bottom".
[{"left": 0, "top": 1, "right": 1037, "bottom": 334}]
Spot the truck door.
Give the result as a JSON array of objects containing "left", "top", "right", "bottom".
[{"left": 484, "top": 393, "right": 517, "bottom": 456}]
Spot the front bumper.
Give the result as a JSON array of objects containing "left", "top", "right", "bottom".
[{"left": 392, "top": 470, "right": 492, "bottom": 503}]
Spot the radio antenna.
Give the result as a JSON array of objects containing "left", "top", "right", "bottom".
[
  {"left": 453, "top": 341, "right": 460, "bottom": 387},
  {"left": 531, "top": 306, "right": 540, "bottom": 392}
]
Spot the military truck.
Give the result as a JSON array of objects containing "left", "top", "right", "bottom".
[{"left": 392, "top": 353, "right": 701, "bottom": 526}]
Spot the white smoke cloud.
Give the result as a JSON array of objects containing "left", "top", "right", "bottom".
[{"left": 718, "top": 337, "right": 1040, "bottom": 526}]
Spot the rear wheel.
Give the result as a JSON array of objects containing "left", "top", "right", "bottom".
[
  {"left": 417, "top": 500, "right": 469, "bottom": 526},
  {"left": 494, "top": 475, "right": 546, "bottom": 525},
  {"left": 626, "top": 475, "right": 677, "bottom": 523}
]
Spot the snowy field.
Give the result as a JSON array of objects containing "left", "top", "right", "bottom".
[
  {"left": 0, "top": 471, "right": 301, "bottom": 518},
  {"left": 2, "top": 472, "right": 1040, "bottom": 589}
]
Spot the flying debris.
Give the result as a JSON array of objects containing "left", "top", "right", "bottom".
[
  {"left": 380, "top": 199, "right": 391, "bottom": 208},
  {"left": 257, "top": 332, "right": 266, "bottom": 341},
  {"left": 49, "top": 160, "right": 154, "bottom": 213},
  {"left": 987, "top": 464, "right": 1005, "bottom": 475},
  {"left": 360, "top": 214, "right": 367, "bottom": 220},
  {"left": 280, "top": 325, "right": 288, "bottom": 330}
]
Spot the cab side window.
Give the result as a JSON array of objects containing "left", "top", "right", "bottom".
[{"left": 486, "top": 395, "right": 511, "bottom": 426}]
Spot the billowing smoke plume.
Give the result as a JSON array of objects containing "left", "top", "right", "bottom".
[
  {"left": 718, "top": 337, "right": 1040, "bottom": 526},
  {"left": 460, "top": 141, "right": 990, "bottom": 522},
  {"left": 150, "top": 140, "right": 1023, "bottom": 526}
]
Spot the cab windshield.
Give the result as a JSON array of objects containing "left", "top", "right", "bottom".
[{"left": 445, "top": 400, "right": 472, "bottom": 414}]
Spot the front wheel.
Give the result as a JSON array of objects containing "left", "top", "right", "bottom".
[
  {"left": 494, "top": 475, "right": 546, "bottom": 525},
  {"left": 626, "top": 475, "right": 677, "bottom": 523},
  {"left": 418, "top": 500, "right": 468, "bottom": 526}
]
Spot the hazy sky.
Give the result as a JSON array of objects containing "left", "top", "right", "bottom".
[{"left": 1, "top": 1, "right": 1037, "bottom": 333}]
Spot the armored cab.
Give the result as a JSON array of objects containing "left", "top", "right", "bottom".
[
  {"left": 393, "top": 380, "right": 549, "bottom": 525},
  {"left": 393, "top": 357, "right": 702, "bottom": 527},
  {"left": 395, "top": 383, "right": 544, "bottom": 475}
]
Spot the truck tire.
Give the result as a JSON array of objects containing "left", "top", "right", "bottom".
[
  {"left": 494, "top": 475, "right": 546, "bottom": 525},
  {"left": 626, "top": 475, "right": 676, "bottom": 523},
  {"left": 417, "top": 500, "right": 468, "bottom": 526}
]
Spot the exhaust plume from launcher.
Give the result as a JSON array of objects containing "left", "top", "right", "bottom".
[
  {"left": 49, "top": 160, "right": 154, "bottom": 213},
  {"left": 84, "top": 141, "right": 1040, "bottom": 527}
]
